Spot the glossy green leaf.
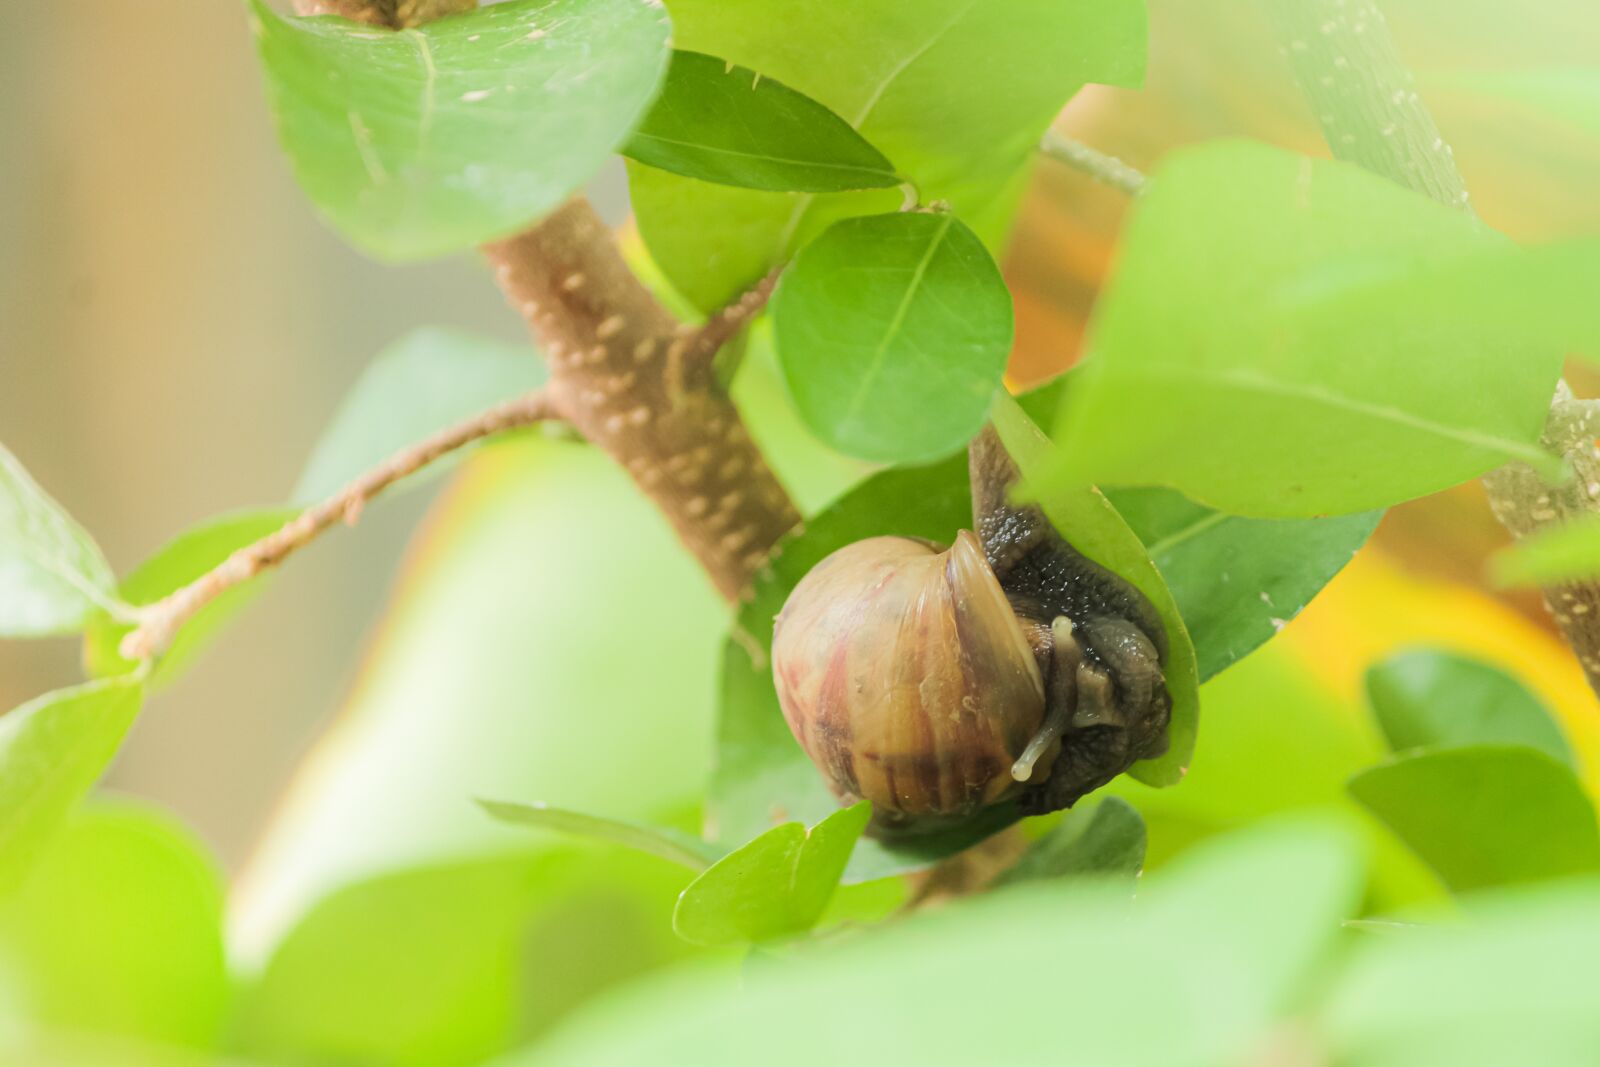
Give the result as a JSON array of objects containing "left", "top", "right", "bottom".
[
  {"left": 505, "top": 821, "right": 1359, "bottom": 1067},
  {"left": 1050, "top": 139, "right": 1600, "bottom": 517},
  {"left": 772, "top": 211, "right": 1013, "bottom": 462},
  {"left": 1489, "top": 512, "right": 1600, "bottom": 588},
  {"left": 994, "top": 394, "right": 1199, "bottom": 787},
  {"left": 1104, "top": 487, "right": 1380, "bottom": 680},
  {"left": 624, "top": 50, "right": 898, "bottom": 193},
  {"left": 0, "top": 800, "right": 228, "bottom": 1049},
  {"left": 1365, "top": 648, "right": 1574, "bottom": 767},
  {"left": 629, "top": 0, "right": 1146, "bottom": 310},
  {"left": 1349, "top": 745, "right": 1600, "bottom": 892},
  {"left": 250, "top": 0, "right": 671, "bottom": 260},
  {"left": 83, "top": 510, "right": 297, "bottom": 683},
  {"left": 295, "top": 328, "right": 546, "bottom": 503},
  {"left": 0, "top": 442, "right": 121, "bottom": 638},
  {"left": 479, "top": 800, "right": 724, "bottom": 870},
  {"left": 235, "top": 847, "right": 700, "bottom": 1066},
  {"left": 673, "top": 802, "right": 868, "bottom": 946},
  {"left": 995, "top": 796, "right": 1145, "bottom": 888},
  {"left": 0, "top": 677, "right": 145, "bottom": 893}
]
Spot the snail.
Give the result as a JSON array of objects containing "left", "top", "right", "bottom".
[{"left": 772, "top": 425, "right": 1171, "bottom": 837}]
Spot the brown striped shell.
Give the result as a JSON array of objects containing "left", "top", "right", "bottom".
[{"left": 771, "top": 530, "right": 1058, "bottom": 828}]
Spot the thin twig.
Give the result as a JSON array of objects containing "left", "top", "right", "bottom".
[
  {"left": 664, "top": 267, "right": 784, "bottom": 403},
  {"left": 120, "top": 390, "right": 560, "bottom": 662},
  {"left": 1038, "top": 131, "right": 1147, "bottom": 196}
]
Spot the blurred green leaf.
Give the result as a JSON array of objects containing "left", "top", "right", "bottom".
[
  {"left": 625, "top": 50, "right": 899, "bottom": 193},
  {"left": 0, "top": 800, "right": 228, "bottom": 1049},
  {"left": 234, "top": 847, "right": 702, "bottom": 1067},
  {"left": 629, "top": 0, "right": 1145, "bottom": 310},
  {"left": 231, "top": 440, "right": 727, "bottom": 962},
  {"left": 995, "top": 796, "right": 1145, "bottom": 888},
  {"left": 771, "top": 211, "right": 1012, "bottom": 462},
  {"left": 1489, "top": 513, "right": 1600, "bottom": 588},
  {"left": 1327, "top": 878, "right": 1600, "bottom": 1066},
  {"left": 480, "top": 800, "right": 724, "bottom": 870},
  {"left": 83, "top": 510, "right": 296, "bottom": 683},
  {"left": 1436, "top": 67, "right": 1600, "bottom": 141},
  {"left": 1349, "top": 745, "right": 1600, "bottom": 892},
  {"left": 0, "top": 442, "right": 121, "bottom": 638},
  {"left": 504, "top": 821, "right": 1359, "bottom": 1067},
  {"left": 0, "top": 678, "right": 144, "bottom": 894},
  {"left": 295, "top": 328, "right": 546, "bottom": 503},
  {"left": 1365, "top": 648, "right": 1574, "bottom": 767},
  {"left": 1049, "top": 140, "right": 1600, "bottom": 517},
  {"left": 673, "top": 802, "right": 869, "bottom": 946},
  {"left": 994, "top": 395, "right": 1199, "bottom": 787},
  {"left": 1105, "top": 488, "right": 1380, "bottom": 680},
  {"left": 249, "top": 0, "right": 670, "bottom": 259}
]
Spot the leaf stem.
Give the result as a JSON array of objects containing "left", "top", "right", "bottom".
[
  {"left": 1037, "top": 131, "right": 1146, "bottom": 196},
  {"left": 120, "top": 390, "right": 559, "bottom": 662}
]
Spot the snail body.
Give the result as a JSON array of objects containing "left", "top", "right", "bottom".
[{"left": 772, "top": 427, "right": 1172, "bottom": 836}]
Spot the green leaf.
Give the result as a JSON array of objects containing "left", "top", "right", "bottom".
[
  {"left": 1104, "top": 486, "right": 1380, "bottom": 680},
  {"left": 1349, "top": 745, "right": 1600, "bottom": 892},
  {"left": 673, "top": 802, "right": 869, "bottom": 946},
  {"left": 1435, "top": 67, "right": 1600, "bottom": 141},
  {"left": 294, "top": 328, "right": 546, "bottom": 503},
  {"left": 0, "top": 442, "right": 121, "bottom": 638},
  {"left": 235, "top": 847, "right": 700, "bottom": 1066},
  {"left": 1365, "top": 648, "right": 1574, "bottom": 767},
  {"left": 479, "top": 799, "right": 724, "bottom": 870},
  {"left": 503, "top": 821, "right": 1359, "bottom": 1067},
  {"left": 0, "top": 800, "right": 228, "bottom": 1048},
  {"left": 994, "top": 394, "right": 1200, "bottom": 787},
  {"left": 624, "top": 50, "right": 899, "bottom": 193},
  {"left": 1489, "top": 512, "right": 1600, "bottom": 588},
  {"left": 994, "top": 796, "right": 1145, "bottom": 888},
  {"left": 629, "top": 0, "right": 1146, "bottom": 310},
  {"left": 1049, "top": 139, "right": 1599, "bottom": 517},
  {"left": 249, "top": 0, "right": 671, "bottom": 260},
  {"left": 771, "top": 211, "right": 1013, "bottom": 463},
  {"left": 83, "top": 510, "right": 297, "bottom": 682},
  {"left": 0, "top": 677, "right": 145, "bottom": 893}
]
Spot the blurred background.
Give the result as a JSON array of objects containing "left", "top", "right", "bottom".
[{"left": 3, "top": 0, "right": 1600, "bottom": 936}]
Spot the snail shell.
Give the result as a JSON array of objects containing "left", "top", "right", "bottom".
[{"left": 771, "top": 530, "right": 1059, "bottom": 825}]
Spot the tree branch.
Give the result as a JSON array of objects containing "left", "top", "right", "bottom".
[
  {"left": 1266, "top": 0, "right": 1600, "bottom": 698},
  {"left": 120, "top": 390, "right": 560, "bottom": 662},
  {"left": 1038, "top": 131, "right": 1147, "bottom": 196}
]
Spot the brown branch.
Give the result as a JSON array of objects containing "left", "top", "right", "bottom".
[
  {"left": 1267, "top": 0, "right": 1600, "bottom": 699},
  {"left": 120, "top": 390, "right": 559, "bottom": 662}
]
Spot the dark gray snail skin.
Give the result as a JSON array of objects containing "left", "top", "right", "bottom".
[
  {"left": 967, "top": 425, "right": 1171, "bottom": 819},
  {"left": 771, "top": 424, "right": 1171, "bottom": 838}
]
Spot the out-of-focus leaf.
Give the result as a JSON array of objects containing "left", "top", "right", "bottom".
[
  {"left": 995, "top": 796, "right": 1145, "bottom": 888},
  {"left": 771, "top": 211, "right": 1012, "bottom": 463},
  {"left": 249, "top": 0, "right": 670, "bottom": 259},
  {"left": 234, "top": 847, "right": 702, "bottom": 1067},
  {"left": 1436, "top": 67, "right": 1600, "bottom": 141},
  {"left": 994, "top": 395, "right": 1199, "bottom": 787},
  {"left": 1105, "top": 487, "right": 1381, "bottom": 680},
  {"left": 0, "top": 678, "right": 145, "bottom": 893},
  {"left": 624, "top": 50, "right": 898, "bottom": 193},
  {"left": 0, "top": 801, "right": 228, "bottom": 1049},
  {"left": 231, "top": 440, "right": 726, "bottom": 963},
  {"left": 295, "top": 328, "right": 546, "bottom": 503},
  {"left": 83, "top": 510, "right": 296, "bottom": 683},
  {"left": 500, "top": 820, "right": 1359, "bottom": 1067},
  {"left": 0, "top": 442, "right": 121, "bottom": 638},
  {"left": 1365, "top": 648, "right": 1574, "bottom": 767},
  {"left": 1349, "top": 744, "right": 1600, "bottom": 892},
  {"left": 629, "top": 0, "right": 1146, "bottom": 310},
  {"left": 1327, "top": 878, "right": 1600, "bottom": 1066},
  {"left": 479, "top": 800, "right": 724, "bottom": 870},
  {"left": 673, "top": 802, "right": 869, "bottom": 946},
  {"left": 1490, "top": 513, "right": 1600, "bottom": 588},
  {"left": 1049, "top": 140, "right": 1600, "bottom": 517}
]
